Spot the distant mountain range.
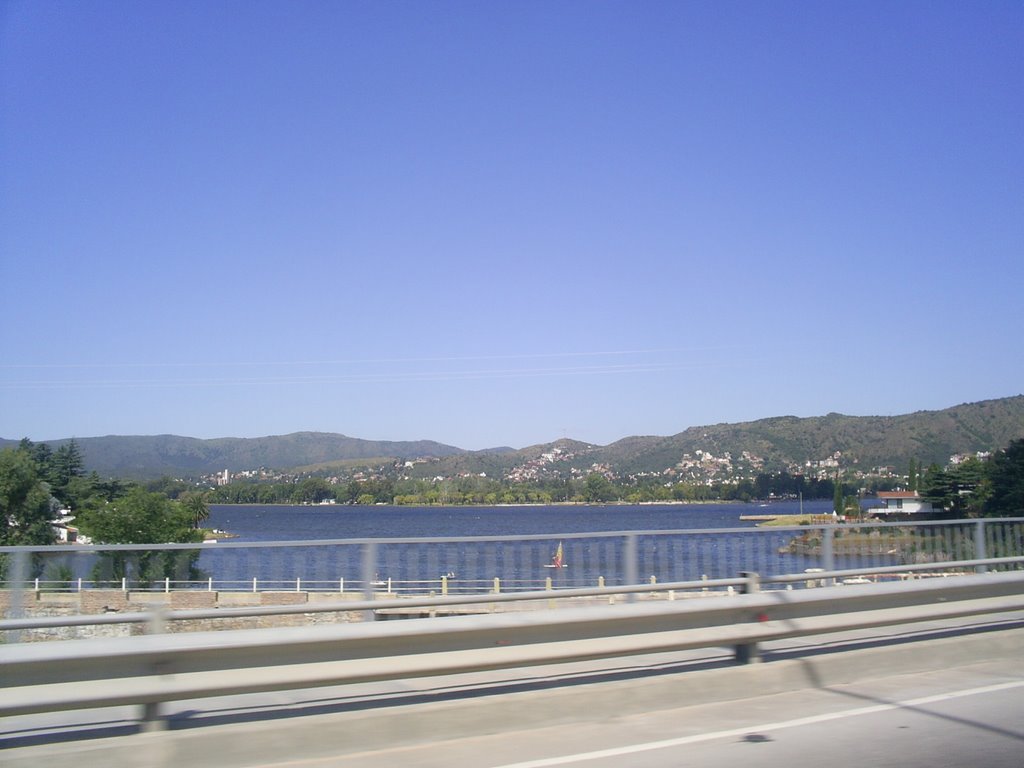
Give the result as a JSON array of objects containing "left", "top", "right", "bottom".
[
  {"left": 3, "top": 395, "right": 1023, "bottom": 481},
  {"left": 0, "top": 433, "right": 471, "bottom": 479}
]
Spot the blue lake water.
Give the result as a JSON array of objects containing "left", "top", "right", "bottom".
[
  {"left": 207, "top": 499, "right": 837, "bottom": 541},
  {"left": 197, "top": 500, "right": 844, "bottom": 588}
]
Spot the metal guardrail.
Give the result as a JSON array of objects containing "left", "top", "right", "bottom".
[{"left": 3, "top": 569, "right": 1024, "bottom": 730}]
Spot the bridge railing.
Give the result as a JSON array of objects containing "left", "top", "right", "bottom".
[
  {"left": 3, "top": 518, "right": 1023, "bottom": 640},
  {"left": 3, "top": 517, "right": 1022, "bottom": 593}
]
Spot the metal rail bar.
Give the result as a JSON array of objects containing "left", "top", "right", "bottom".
[
  {"left": 0, "top": 575, "right": 750, "bottom": 631},
  {"left": 3, "top": 572, "right": 1023, "bottom": 729}
]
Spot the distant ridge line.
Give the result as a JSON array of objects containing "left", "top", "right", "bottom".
[{"left": 2, "top": 395, "right": 1022, "bottom": 480}]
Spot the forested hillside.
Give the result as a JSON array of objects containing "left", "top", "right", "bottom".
[
  {"left": 0, "top": 433, "right": 466, "bottom": 479},
  {"left": 2, "top": 396, "right": 1022, "bottom": 481},
  {"left": 603, "top": 396, "right": 1024, "bottom": 474}
]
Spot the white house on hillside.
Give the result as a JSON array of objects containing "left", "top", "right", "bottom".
[
  {"left": 51, "top": 511, "right": 92, "bottom": 544},
  {"left": 873, "top": 491, "right": 936, "bottom": 516}
]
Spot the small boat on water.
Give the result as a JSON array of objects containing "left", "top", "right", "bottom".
[{"left": 543, "top": 541, "right": 566, "bottom": 569}]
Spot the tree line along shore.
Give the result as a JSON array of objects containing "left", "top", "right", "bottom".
[{"left": 3, "top": 437, "right": 1022, "bottom": 551}]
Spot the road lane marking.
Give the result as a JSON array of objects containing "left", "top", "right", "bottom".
[{"left": 491, "top": 680, "right": 1024, "bottom": 767}]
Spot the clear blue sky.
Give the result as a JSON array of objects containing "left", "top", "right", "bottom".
[{"left": 2, "top": 1, "right": 1021, "bottom": 450}]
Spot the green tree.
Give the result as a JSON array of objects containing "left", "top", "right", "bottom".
[
  {"left": 180, "top": 492, "right": 211, "bottom": 529},
  {"left": 77, "top": 489, "right": 203, "bottom": 585},
  {"left": 78, "top": 488, "right": 202, "bottom": 545},
  {"left": 583, "top": 473, "right": 616, "bottom": 503},
  {"left": 984, "top": 438, "right": 1024, "bottom": 517},
  {"left": 61, "top": 474, "right": 103, "bottom": 514},
  {"left": 144, "top": 476, "right": 192, "bottom": 499},
  {"left": 0, "top": 448, "right": 55, "bottom": 546},
  {"left": 843, "top": 494, "right": 862, "bottom": 521},
  {"left": 292, "top": 477, "right": 334, "bottom": 504},
  {"left": 343, "top": 480, "right": 361, "bottom": 503},
  {"left": 364, "top": 478, "right": 394, "bottom": 504},
  {"left": 951, "top": 457, "right": 988, "bottom": 515},
  {"left": 92, "top": 475, "right": 134, "bottom": 502},
  {"left": 922, "top": 458, "right": 987, "bottom": 515},
  {"left": 30, "top": 441, "right": 54, "bottom": 484},
  {"left": 52, "top": 439, "right": 85, "bottom": 490}
]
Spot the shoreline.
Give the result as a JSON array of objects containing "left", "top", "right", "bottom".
[{"left": 207, "top": 499, "right": 829, "bottom": 509}]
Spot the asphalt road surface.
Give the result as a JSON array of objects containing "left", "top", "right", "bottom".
[
  {"left": 4, "top": 621, "right": 1022, "bottom": 768},
  {"left": 328, "top": 661, "right": 1024, "bottom": 768}
]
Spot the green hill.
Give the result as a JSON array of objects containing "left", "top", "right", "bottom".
[
  {"left": 408, "top": 396, "right": 1024, "bottom": 480},
  {"left": 600, "top": 396, "right": 1024, "bottom": 475},
  {"left": 3, "top": 395, "right": 1022, "bottom": 480},
  {"left": 0, "top": 432, "right": 466, "bottom": 479}
]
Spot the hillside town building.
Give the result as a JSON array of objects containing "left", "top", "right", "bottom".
[{"left": 873, "top": 491, "right": 936, "bottom": 516}]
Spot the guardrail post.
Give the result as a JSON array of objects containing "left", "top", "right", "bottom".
[
  {"left": 493, "top": 577, "right": 500, "bottom": 594},
  {"left": 441, "top": 575, "right": 448, "bottom": 596},
  {"left": 165, "top": 577, "right": 170, "bottom": 594},
  {"left": 6, "top": 549, "right": 29, "bottom": 643},
  {"left": 975, "top": 520, "right": 988, "bottom": 574},
  {"left": 735, "top": 571, "right": 761, "bottom": 664},
  {"left": 624, "top": 534, "right": 639, "bottom": 603},
  {"left": 208, "top": 577, "right": 213, "bottom": 592},
  {"left": 147, "top": 605, "right": 167, "bottom": 635},
  {"left": 141, "top": 702, "right": 166, "bottom": 732},
  {"left": 822, "top": 527, "right": 835, "bottom": 585},
  {"left": 362, "top": 541, "right": 378, "bottom": 621}
]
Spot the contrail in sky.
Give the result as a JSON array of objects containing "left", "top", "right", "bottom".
[
  {"left": 0, "top": 347, "right": 729, "bottom": 369},
  {"left": 1, "top": 359, "right": 739, "bottom": 389}
]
